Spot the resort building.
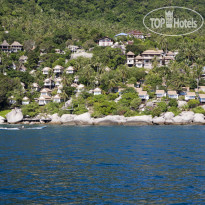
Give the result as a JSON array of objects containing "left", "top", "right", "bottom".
[
  {"left": 126, "top": 50, "right": 175, "bottom": 69},
  {"left": 32, "top": 83, "right": 40, "bottom": 92},
  {"left": 19, "top": 55, "right": 28, "bottom": 64},
  {"left": 74, "top": 76, "right": 79, "bottom": 84},
  {"left": 44, "top": 78, "right": 55, "bottom": 88},
  {"left": 155, "top": 90, "right": 166, "bottom": 98},
  {"left": 199, "top": 94, "right": 205, "bottom": 103},
  {"left": 53, "top": 94, "right": 63, "bottom": 103},
  {"left": 22, "top": 97, "right": 30, "bottom": 105},
  {"left": 98, "top": 37, "right": 114, "bottom": 47},
  {"left": 11, "top": 41, "right": 23, "bottom": 52},
  {"left": 76, "top": 84, "right": 85, "bottom": 93},
  {"left": 128, "top": 30, "right": 145, "bottom": 39},
  {"left": 66, "top": 66, "right": 75, "bottom": 74},
  {"left": 94, "top": 88, "right": 102, "bottom": 95},
  {"left": 42, "top": 67, "right": 51, "bottom": 75},
  {"left": 185, "top": 92, "right": 196, "bottom": 101},
  {"left": 0, "top": 40, "right": 10, "bottom": 52},
  {"left": 54, "top": 78, "right": 62, "bottom": 87},
  {"left": 138, "top": 91, "right": 149, "bottom": 100},
  {"left": 53, "top": 65, "right": 64, "bottom": 75},
  {"left": 38, "top": 95, "right": 52, "bottom": 105},
  {"left": 0, "top": 40, "right": 23, "bottom": 52},
  {"left": 167, "top": 91, "right": 178, "bottom": 99},
  {"left": 8, "top": 96, "right": 16, "bottom": 105}
]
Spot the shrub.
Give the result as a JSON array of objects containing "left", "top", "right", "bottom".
[
  {"left": 188, "top": 99, "right": 200, "bottom": 108},
  {"left": 41, "top": 102, "right": 61, "bottom": 115},
  {"left": 157, "top": 101, "right": 168, "bottom": 112},
  {"left": 168, "top": 99, "right": 178, "bottom": 107},
  {"left": 130, "top": 98, "right": 141, "bottom": 110},
  {"left": 151, "top": 107, "right": 162, "bottom": 117},
  {"left": 94, "top": 101, "right": 116, "bottom": 116},
  {"left": 22, "top": 102, "right": 40, "bottom": 117},
  {"left": 168, "top": 107, "right": 181, "bottom": 116},
  {"left": 118, "top": 92, "right": 138, "bottom": 107},
  {"left": 73, "top": 104, "right": 88, "bottom": 115},
  {"left": 107, "top": 93, "right": 119, "bottom": 101},
  {"left": 193, "top": 106, "right": 205, "bottom": 115}
]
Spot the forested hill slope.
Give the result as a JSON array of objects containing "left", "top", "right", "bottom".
[{"left": 0, "top": 0, "right": 204, "bottom": 49}]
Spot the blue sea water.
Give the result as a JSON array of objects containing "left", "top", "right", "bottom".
[{"left": 0, "top": 125, "right": 205, "bottom": 204}]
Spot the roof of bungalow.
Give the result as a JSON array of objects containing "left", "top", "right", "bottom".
[
  {"left": 166, "top": 51, "right": 175, "bottom": 56},
  {"left": 19, "top": 55, "right": 28, "bottom": 60},
  {"left": 127, "top": 51, "right": 135, "bottom": 56},
  {"left": 23, "top": 97, "right": 29, "bottom": 101},
  {"left": 94, "top": 87, "right": 101, "bottom": 92},
  {"left": 11, "top": 41, "right": 23, "bottom": 46},
  {"left": 138, "top": 91, "right": 148, "bottom": 95},
  {"left": 43, "top": 67, "right": 51, "bottom": 71},
  {"left": 199, "top": 94, "right": 205, "bottom": 98},
  {"left": 155, "top": 90, "right": 165, "bottom": 94},
  {"left": 58, "top": 84, "right": 63, "bottom": 89},
  {"left": 38, "top": 95, "right": 52, "bottom": 100},
  {"left": 98, "top": 37, "right": 114, "bottom": 41},
  {"left": 1, "top": 40, "right": 10, "bottom": 46},
  {"left": 114, "top": 33, "right": 128, "bottom": 37},
  {"left": 164, "top": 56, "right": 175, "bottom": 60},
  {"left": 135, "top": 87, "right": 143, "bottom": 92},
  {"left": 66, "top": 66, "right": 74, "bottom": 71},
  {"left": 53, "top": 94, "right": 61, "bottom": 99},
  {"left": 186, "top": 92, "right": 196, "bottom": 96},
  {"left": 126, "top": 84, "right": 135, "bottom": 88},
  {"left": 77, "top": 84, "right": 85, "bottom": 89},
  {"left": 71, "top": 83, "right": 78, "bottom": 87},
  {"left": 128, "top": 30, "right": 143, "bottom": 35},
  {"left": 44, "top": 78, "right": 53, "bottom": 82},
  {"left": 55, "top": 77, "right": 62, "bottom": 80},
  {"left": 199, "top": 86, "right": 205, "bottom": 89},
  {"left": 54, "top": 65, "right": 64, "bottom": 70},
  {"left": 32, "top": 83, "right": 39, "bottom": 87},
  {"left": 142, "top": 50, "right": 163, "bottom": 55},
  {"left": 40, "top": 88, "right": 52, "bottom": 93},
  {"left": 168, "top": 91, "right": 177, "bottom": 95},
  {"left": 135, "top": 55, "right": 144, "bottom": 60}
]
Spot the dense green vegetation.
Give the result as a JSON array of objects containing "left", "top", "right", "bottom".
[{"left": 0, "top": 0, "right": 205, "bottom": 118}]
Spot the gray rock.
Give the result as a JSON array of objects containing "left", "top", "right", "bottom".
[
  {"left": 193, "top": 113, "right": 205, "bottom": 124},
  {"left": 0, "top": 116, "right": 5, "bottom": 124},
  {"left": 153, "top": 117, "right": 165, "bottom": 125},
  {"left": 146, "top": 101, "right": 154, "bottom": 107},
  {"left": 6, "top": 109, "right": 23, "bottom": 123},
  {"left": 164, "top": 112, "right": 175, "bottom": 120},
  {"left": 172, "top": 111, "right": 194, "bottom": 124},
  {"left": 74, "top": 113, "right": 93, "bottom": 125},
  {"left": 93, "top": 115, "right": 126, "bottom": 125},
  {"left": 50, "top": 113, "right": 61, "bottom": 124},
  {"left": 125, "top": 115, "right": 153, "bottom": 125},
  {"left": 60, "top": 114, "right": 76, "bottom": 125},
  {"left": 178, "top": 101, "right": 187, "bottom": 108}
]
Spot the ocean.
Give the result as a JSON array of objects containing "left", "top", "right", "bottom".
[{"left": 0, "top": 125, "right": 205, "bottom": 204}]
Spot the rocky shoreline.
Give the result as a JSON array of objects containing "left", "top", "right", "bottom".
[{"left": 1, "top": 109, "right": 205, "bottom": 126}]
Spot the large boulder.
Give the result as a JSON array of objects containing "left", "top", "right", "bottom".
[
  {"left": 164, "top": 112, "right": 174, "bottom": 124},
  {"left": 93, "top": 115, "right": 126, "bottom": 125},
  {"left": 74, "top": 113, "right": 93, "bottom": 125},
  {"left": 178, "top": 101, "right": 187, "bottom": 108},
  {"left": 193, "top": 113, "right": 205, "bottom": 124},
  {"left": 125, "top": 115, "right": 153, "bottom": 125},
  {"left": 172, "top": 111, "right": 194, "bottom": 124},
  {"left": 153, "top": 117, "right": 165, "bottom": 125},
  {"left": 0, "top": 116, "right": 5, "bottom": 124},
  {"left": 50, "top": 113, "right": 61, "bottom": 124},
  {"left": 60, "top": 114, "right": 76, "bottom": 125},
  {"left": 6, "top": 109, "right": 23, "bottom": 124}
]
